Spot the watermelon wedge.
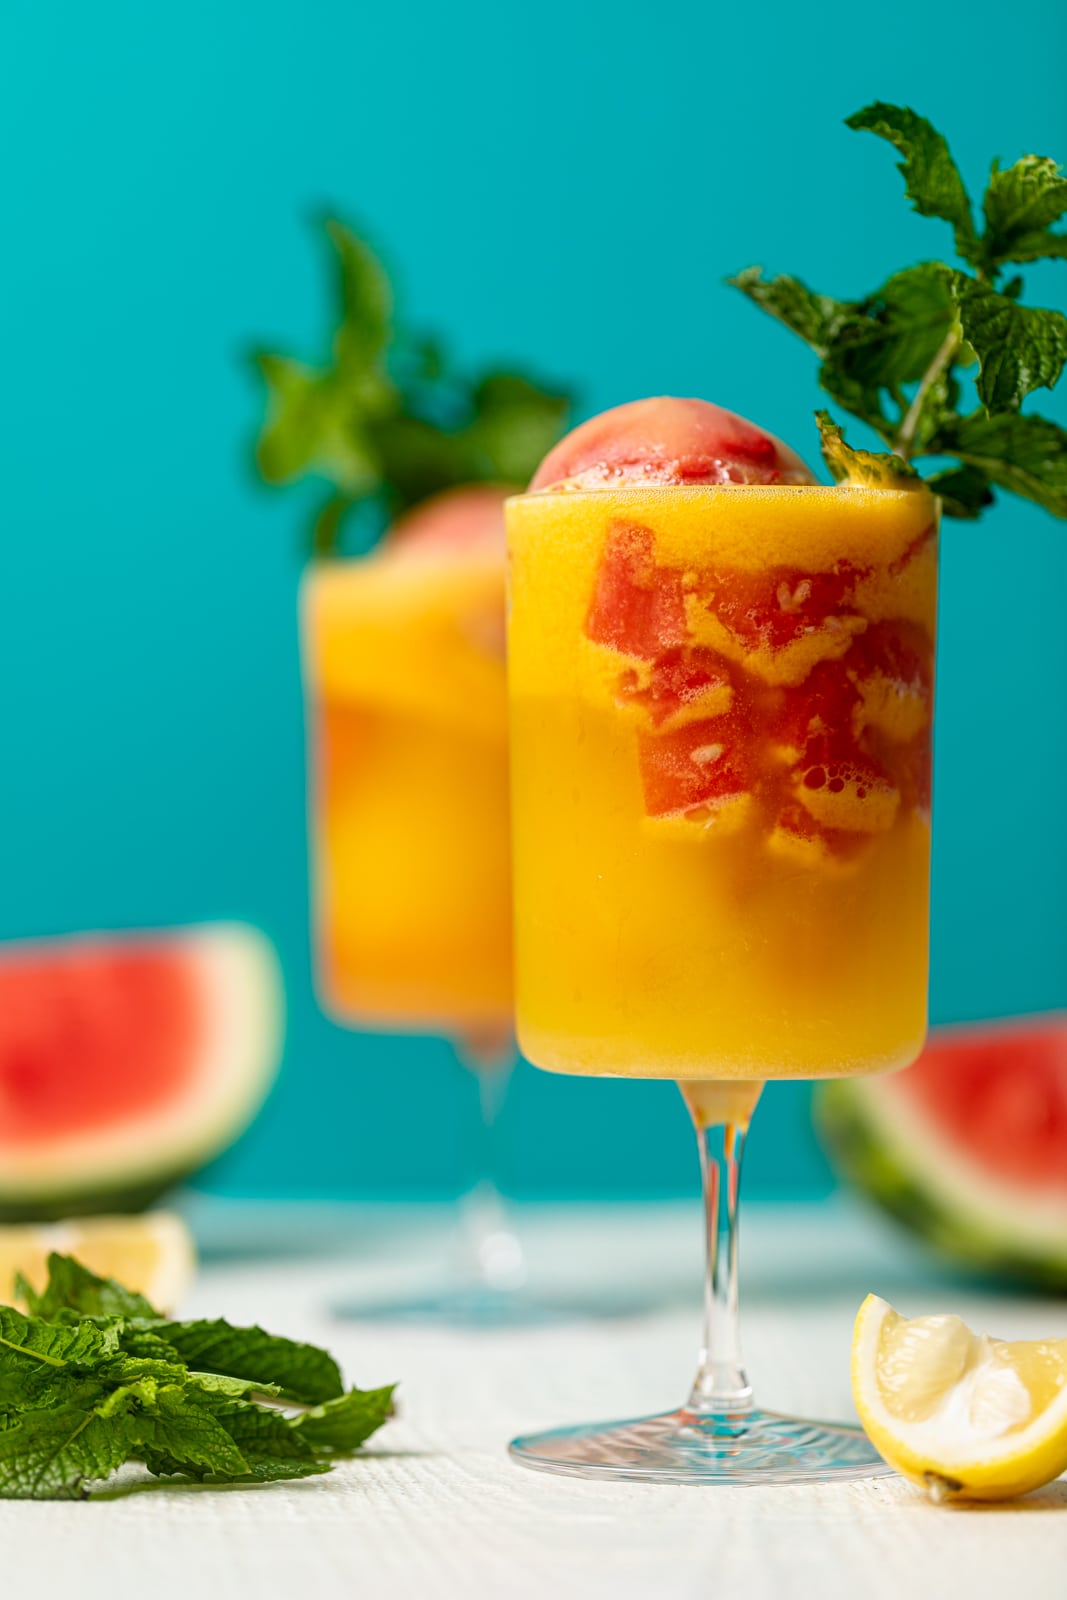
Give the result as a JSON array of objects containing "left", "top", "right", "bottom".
[
  {"left": 817, "top": 1015, "right": 1067, "bottom": 1290},
  {"left": 0, "top": 924, "right": 282, "bottom": 1220}
]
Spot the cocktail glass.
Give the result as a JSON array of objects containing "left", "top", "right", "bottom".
[
  {"left": 506, "top": 477, "right": 937, "bottom": 1479},
  {"left": 301, "top": 489, "right": 526, "bottom": 1319}
]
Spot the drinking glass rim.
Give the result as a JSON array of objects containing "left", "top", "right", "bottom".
[{"left": 507, "top": 481, "right": 936, "bottom": 510}]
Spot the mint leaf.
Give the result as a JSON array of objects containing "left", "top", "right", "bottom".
[
  {"left": 253, "top": 354, "right": 386, "bottom": 494},
  {"left": 212, "top": 1402, "right": 317, "bottom": 1470},
  {"left": 847, "top": 103, "right": 979, "bottom": 265},
  {"left": 138, "top": 1439, "right": 327, "bottom": 1485},
  {"left": 310, "top": 493, "right": 356, "bottom": 557},
  {"left": 114, "top": 1326, "right": 185, "bottom": 1363},
  {"left": 97, "top": 1356, "right": 188, "bottom": 1387},
  {"left": 370, "top": 413, "right": 471, "bottom": 511},
  {"left": 728, "top": 268, "right": 892, "bottom": 434},
  {"left": 951, "top": 276, "right": 1067, "bottom": 412},
  {"left": 925, "top": 464, "right": 995, "bottom": 519},
  {"left": 23, "top": 1253, "right": 160, "bottom": 1321},
  {"left": 0, "top": 1305, "right": 118, "bottom": 1372},
  {"left": 252, "top": 220, "right": 396, "bottom": 511},
  {"left": 293, "top": 1384, "right": 396, "bottom": 1453},
  {"left": 463, "top": 373, "right": 571, "bottom": 486},
  {"left": 816, "top": 412, "right": 920, "bottom": 488},
  {"left": 370, "top": 371, "right": 571, "bottom": 515},
  {"left": 325, "top": 218, "right": 394, "bottom": 377},
  {"left": 817, "top": 363, "right": 889, "bottom": 436},
  {"left": 153, "top": 1396, "right": 327, "bottom": 1484},
  {"left": 0, "top": 1360, "right": 115, "bottom": 1418},
  {"left": 128, "top": 1387, "right": 251, "bottom": 1480},
  {"left": 983, "top": 155, "right": 1067, "bottom": 268},
  {"left": 730, "top": 264, "right": 958, "bottom": 439},
  {"left": 253, "top": 355, "right": 331, "bottom": 483},
  {"left": 0, "top": 1405, "right": 132, "bottom": 1500},
  {"left": 185, "top": 1371, "right": 283, "bottom": 1400},
  {"left": 158, "top": 1321, "right": 343, "bottom": 1405},
  {"left": 840, "top": 265, "right": 956, "bottom": 389},
  {"left": 726, "top": 267, "right": 852, "bottom": 352},
  {"left": 1000, "top": 233, "right": 1067, "bottom": 265},
  {"left": 937, "top": 410, "right": 1067, "bottom": 517}
]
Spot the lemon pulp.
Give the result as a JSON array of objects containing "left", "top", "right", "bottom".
[{"left": 853, "top": 1294, "right": 1067, "bottom": 1501}]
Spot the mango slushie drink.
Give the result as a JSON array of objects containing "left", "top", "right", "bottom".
[
  {"left": 302, "top": 487, "right": 512, "bottom": 1036},
  {"left": 507, "top": 399, "right": 937, "bottom": 1082}
]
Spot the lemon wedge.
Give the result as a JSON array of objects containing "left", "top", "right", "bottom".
[
  {"left": 0, "top": 1212, "right": 196, "bottom": 1316},
  {"left": 852, "top": 1294, "right": 1067, "bottom": 1501}
]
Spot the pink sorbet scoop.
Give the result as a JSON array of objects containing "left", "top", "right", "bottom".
[{"left": 529, "top": 396, "right": 817, "bottom": 492}]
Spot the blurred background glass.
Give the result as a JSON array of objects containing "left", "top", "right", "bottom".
[{"left": 2, "top": 0, "right": 1065, "bottom": 1208}]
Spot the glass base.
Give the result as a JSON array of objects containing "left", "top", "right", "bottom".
[{"left": 509, "top": 1406, "right": 891, "bottom": 1485}]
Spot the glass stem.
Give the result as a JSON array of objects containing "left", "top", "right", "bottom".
[
  {"left": 679, "top": 1080, "right": 764, "bottom": 1415},
  {"left": 455, "top": 1033, "right": 525, "bottom": 1293}
]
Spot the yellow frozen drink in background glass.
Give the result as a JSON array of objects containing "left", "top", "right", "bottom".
[{"left": 303, "top": 486, "right": 512, "bottom": 1039}]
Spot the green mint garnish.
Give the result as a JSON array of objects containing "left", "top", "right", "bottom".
[
  {"left": 0, "top": 1254, "right": 394, "bottom": 1500},
  {"left": 252, "top": 218, "right": 572, "bottom": 555},
  {"left": 730, "top": 104, "right": 1067, "bottom": 519},
  {"left": 815, "top": 412, "right": 919, "bottom": 491}
]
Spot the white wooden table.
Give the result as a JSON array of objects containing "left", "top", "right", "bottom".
[{"left": 2, "top": 1200, "right": 1064, "bottom": 1599}]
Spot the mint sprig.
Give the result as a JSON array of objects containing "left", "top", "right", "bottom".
[
  {"left": 0, "top": 1255, "right": 394, "bottom": 1500},
  {"left": 253, "top": 218, "right": 571, "bottom": 554},
  {"left": 730, "top": 104, "right": 1067, "bottom": 519}
]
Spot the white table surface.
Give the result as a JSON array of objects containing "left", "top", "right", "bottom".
[{"left": 2, "top": 1199, "right": 1064, "bottom": 1599}]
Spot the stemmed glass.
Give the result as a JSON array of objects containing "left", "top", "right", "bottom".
[
  {"left": 505, "top": 478, "right": 938, "bottom": 1479},
  {"left": 301, "top": 489, "right": 527, "bottom": 1321}
]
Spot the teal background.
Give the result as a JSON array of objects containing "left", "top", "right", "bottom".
[{"left": 2, "top": 0, "right": 1065, "bottom": 1201}]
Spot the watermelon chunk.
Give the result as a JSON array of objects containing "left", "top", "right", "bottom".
[
  {"left": 692, "top": 562, "right": 864, "bottom": 653},
  {"left": 768, "top": 659, "right": 863, "bottom": 757},
  {"left": 616, "top": 647, "right": 734, "bottom": 730},
  {"left": 0, "top": 925, "right": 282, "bottom": 1221},
  {"left": 584, "top": 522, "right": 688, "bottom": 658},
  {"left": 817, "top": 1015, "right": 1067, "bottom": 1291},
  {"left": 636, "top": 718, "right": 750, "bottom": 819}
]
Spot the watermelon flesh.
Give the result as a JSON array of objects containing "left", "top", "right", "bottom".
[
  {"left": 893, "top": 1019, "right": 1067, "bottom": 1193},
  {"left": 817, "top": 1015, "right": 1067, "bottom": 1291},
  {"left": 584, "top": 515, "right": 933, "bottom": 852},
  {"left": 0, "top": 925, "right": 282, "bottom": 1220},
  {"left": 1, "top": 948, "right": 202, "bottom": 1143},
  {"left": 547, "top": 397, "right": 934, "bottom": 857}
]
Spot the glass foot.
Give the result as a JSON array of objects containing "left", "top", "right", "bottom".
[{"left": 509, "top": 1406, "right": 892, "bottom": 1485}]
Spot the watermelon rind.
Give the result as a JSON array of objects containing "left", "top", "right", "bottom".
[
  {"left": 0, "top": 925, "right": 283, "bottom": 1223},
  {"left": 816, "top": 1074, "right": 1067, "bottom": 1293}
]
